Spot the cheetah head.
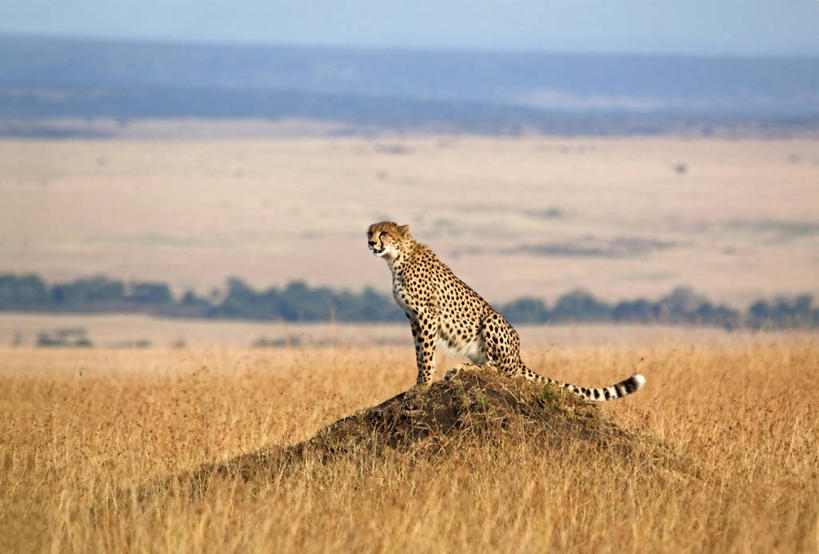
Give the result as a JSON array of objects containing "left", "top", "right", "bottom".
[{"left": 367, "top": 221, "right": 410, "bottom": 261}]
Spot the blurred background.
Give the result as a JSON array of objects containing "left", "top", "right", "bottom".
[{"left": 1, "top": 0, "right": 818, "bottom": 347}]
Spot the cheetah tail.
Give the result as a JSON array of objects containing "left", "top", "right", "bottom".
[{"left": 555, "top": 373, "right": 646, "bottom": 403}]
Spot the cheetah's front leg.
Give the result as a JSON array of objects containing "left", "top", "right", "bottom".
[{"left": 408, "top": 315, "right": 438, "bottom": 385}]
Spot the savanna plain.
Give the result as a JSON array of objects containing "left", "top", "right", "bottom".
[
  {"left": 3, "top": 135, "right": 819, "bottom": 306},
  {"left": 1, "top": 133, "right": 819, "bottom": 553},
  {"left": 1, "top": 331, "right": 816, "bottom": 553}
]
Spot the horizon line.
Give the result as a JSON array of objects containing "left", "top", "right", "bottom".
[{"left": 3, "top": 30, "right": 819, "bottom": 62}]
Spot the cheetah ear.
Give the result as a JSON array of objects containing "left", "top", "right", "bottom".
[{"left": 398, "top": 224, "right": 410, "bottom": 236}]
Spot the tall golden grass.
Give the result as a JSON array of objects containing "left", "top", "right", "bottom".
[{"left": 0, "top": 335, "right": 817, "bottom": 553}]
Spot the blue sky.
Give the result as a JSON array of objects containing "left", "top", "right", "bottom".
[{"left": 1, "top": 0, "right": 818, "bottom": 56}]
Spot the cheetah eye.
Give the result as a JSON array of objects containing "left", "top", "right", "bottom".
[{"left": 379, "top": 232, "right": 386, "bottom": 239}]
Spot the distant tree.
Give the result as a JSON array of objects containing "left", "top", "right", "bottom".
[
  {"left": 180, "top": 290, "right": 209, "bottom": 307},
  {"left": 50, "top": 277, "right": 125, "bottom": 310},
  {"left": 748, "top": 300, "right": 771, "bottom": 321},
  {"left": 773, "top": 294, "right": 813, "bottom": 328},
  {"left": 166, "top": 289, "right": 212, "bottom": 318},
  {"left": 691, "top": 302, "right": 741, "bottom": 330},
  {"left": 499, "top": 297, "right": 550, "bottom": 324},
  {"left": 655, "top": 287, "right": 707, "bottom": 323},
  {"left": 210, "top": 278, "right": 275, "bottom": 320},
  {"left": 205, "top": 279, "right": 403, "bottom": 322},
  {"left": 746, "top": 294, "right": 816, "bottom": 329},
  {"left": 335, "top": 287, "right": 403, "bottom": 322},
  {"left": 277, "top": 281, "right": 335, "bottom": 321},
  {"left": 128, "top": 282, "right": 172, "bottom": 304},
  {"left": 794, "top": 294, "right": 812, "bottom": 314},
  {"left": 613, "top": 299, "right": 657, "bottom": 323},
  {"left": 551, "top": 290, "right": 612, "bottom": 322},
  {"left": 0, "top": 274, "right": 49, "bottom": 310}
]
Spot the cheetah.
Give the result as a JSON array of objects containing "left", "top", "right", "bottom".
[{"left": 367, "top": 221, "right": 646, "bottom": 402}]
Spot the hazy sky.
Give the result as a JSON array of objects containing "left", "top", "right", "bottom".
[{"left": 1, "top": 0, "right": 818, "bottom": 56}]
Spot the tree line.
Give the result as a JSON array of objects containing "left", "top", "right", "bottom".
[{"left": 1, "top": 273, "right": 817, "bottom": 330}]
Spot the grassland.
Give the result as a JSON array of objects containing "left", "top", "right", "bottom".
[
  {"left": 2, "top": 136, "right": 818, "bottom": 306},
  {"left": 1, "top": 332, "right": 816, "bottom": 553},
  {"left": 0, "top": 312, "right": 762, "bottom": 349}
]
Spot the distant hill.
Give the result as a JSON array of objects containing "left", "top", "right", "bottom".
[{"left": 1, "top": 34, "right": 818, "bottom": 136}]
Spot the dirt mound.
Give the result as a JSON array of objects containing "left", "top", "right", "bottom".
[
  {"left": 150, "top": 369, "right": 664, "bottom": 497},
  {"left": 121, "top": 368, "right": 688, "bottom": 507}
]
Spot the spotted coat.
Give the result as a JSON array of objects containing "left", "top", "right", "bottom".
[{"left": 367, "top": 221, "right": 645, "bottom": 402}]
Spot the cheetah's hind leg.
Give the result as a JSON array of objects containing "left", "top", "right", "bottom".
[{"left": 444, "top": 362, "right": 485, "bottom": 381}]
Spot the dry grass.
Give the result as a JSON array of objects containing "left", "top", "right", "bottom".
[{"left": 0, "top": 336, "right": 817, "bottom": 553}]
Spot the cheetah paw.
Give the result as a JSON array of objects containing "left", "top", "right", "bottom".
[{"left": 445, "top": 363, "right": 480, "bottom": 381}]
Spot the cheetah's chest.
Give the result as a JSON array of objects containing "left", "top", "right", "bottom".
[{"left": 392, "top": 279, "right": 412, "bottom": 315}]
